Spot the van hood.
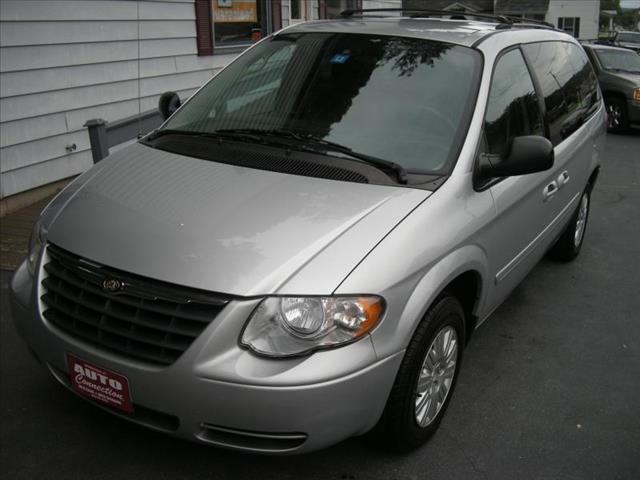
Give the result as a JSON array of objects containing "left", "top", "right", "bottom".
[
  {"left": 608, "top": 71, "right": 640, "bottom": 83},
  {"left": 46, "top": 143, "right": 429, "bottom": 296}
]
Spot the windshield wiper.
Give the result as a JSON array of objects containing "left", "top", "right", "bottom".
[
  {"left": 146, "top": 128, "right": 409, "bottom": 185},
  {"left": 296, "top": 135, "right": 409, "bottom": 185},
  {"left": 144, "top": 128, "right": 263, "bottom": 143},
  {"left": 215, "top": 129, "right": 409, "bottom": 184},
  {"left": 214, "top": 128, "right": 308, "bottom": 143}
]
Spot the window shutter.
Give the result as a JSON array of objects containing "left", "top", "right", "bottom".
[
  {"left": 272, "top": 0, "right": 282, "bottom": 31},
  {"left": 574, "top": 17, "right": 581, "bottom": 38},
  {"left": 195, "top": 0, "right": 213, "bottom": 56}
]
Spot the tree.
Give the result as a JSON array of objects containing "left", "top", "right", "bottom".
[
  {"left": 601, "top": 0, "right": 621, "bottom": 13},
  {"left": 618, "top": 9, "right": 640, "bottom": 28}
]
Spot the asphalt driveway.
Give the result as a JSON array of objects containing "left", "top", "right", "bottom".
[{"left": 1, "top": 130, "right": 639, "bottom": 480}]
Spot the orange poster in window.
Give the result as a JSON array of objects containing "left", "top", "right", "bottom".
[{"left": 213, "top": 0, "right": 258, "bottom": 23}]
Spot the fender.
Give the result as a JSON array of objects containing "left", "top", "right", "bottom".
[{"left": 367, "top": 244, "right": 490, "bottom": 361}]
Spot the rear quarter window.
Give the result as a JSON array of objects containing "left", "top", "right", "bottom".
[{"left": 522, "top": 41, "right": 599, "bottom": 145}]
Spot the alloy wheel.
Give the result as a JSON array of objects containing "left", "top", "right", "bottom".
[
  {"left": 574, "top": 192, "right": 589, "bottom": 248},
  {"left": 607, "top": 103, "right": 621, "bottom": 129},
  {"left": 414, "top": 326, "right": 458, "bottom": 427}
]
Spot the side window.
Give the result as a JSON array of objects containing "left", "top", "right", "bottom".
[
  {"left": 522, "top": 42, "right": 599, "bottom": 145},
  {"left": 484, "top": 49, "right": 544, "bottom": 158}
]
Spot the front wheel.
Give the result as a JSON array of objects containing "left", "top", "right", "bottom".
[
  {"left": 372, "top": 296, "right": 465, "bottom": 451},
  {"left": 548, "top": 186, "right": 591, "bottom": 262}
]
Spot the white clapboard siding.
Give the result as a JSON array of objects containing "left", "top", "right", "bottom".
[
  {"left": 1, "top": 130, "right": 92, "bottom": 174},
  {"left": 0, "top": 55, "right": 228, "bottom": 99},
  {"left": 0, "top": 1, "right": 195, "bottom": 22},
  {"left": 1, "top": 69, "right": 216, "bottom": 123},
  {"left": 1, "top": 20, "right": 196, "bottom": 46},
  {"left": 0, "top": 39, "right": 198, "bottom": 72},
  {"left": 1, "top": 150, "right": 94, "bottom": 199},
  {"left": 0, "top": 0, "right": 238, "bottom": 199},
  {"left": 0, "top": 113, "right": 68, "bottom": 149}
]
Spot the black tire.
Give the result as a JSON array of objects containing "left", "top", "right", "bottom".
[
  {"left": 548, "top": 186, "right": 591, "bottom": 262},
  {"left": 371, "top": 296, "right": 465, "bottom": 452},
  {"left": 606, "top": 96, "right": 629, "bottom": 133}
]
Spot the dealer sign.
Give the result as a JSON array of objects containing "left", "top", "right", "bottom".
[{"left": 67, "top": 354, "right": 134, "bottom": 413}]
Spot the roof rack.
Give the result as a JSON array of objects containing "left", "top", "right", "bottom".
[
  {"left": 501, "top": 15, "right": 555, "bottom": 29},
  {"left": 339, "top": 8, "right": 555, "bottom": 31}
]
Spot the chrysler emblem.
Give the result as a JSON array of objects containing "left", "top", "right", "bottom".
[{"left": 102, "top": 279, "right": 122, "bottom": 293}]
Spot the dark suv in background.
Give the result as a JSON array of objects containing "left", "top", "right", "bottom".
[
  {"left": 583, "top": 44, "right": 640, "bottom": 132},
  {"left": 599, "top": 30, "right": 640, "bottom": 54}
]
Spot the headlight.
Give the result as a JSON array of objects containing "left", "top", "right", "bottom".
[
  {"left": 27, "top": 220, "right": 47, "bottom": 275},
  {"left": 634, "top": 88, "right": 640, "bottom": 102},
  {"left": 241, "top": 296, "right": 384, "bottom": 357}
]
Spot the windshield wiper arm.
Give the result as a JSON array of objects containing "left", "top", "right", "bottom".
[
  {"left": 298, "top": 135, "right": 409, "bottom": 184},
  {"left": 214, "top": 128, "right": 308, "bottom": 143},
  {"left": 218, "top": 129, "right": 408, "bottom": 184},
  {"left": 144, "top": 128, "right": 263, "bottom": 143}
]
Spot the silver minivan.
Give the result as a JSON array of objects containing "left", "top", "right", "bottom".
[{"left": 10, "top": 10, "right": 605, "bottom": 454}]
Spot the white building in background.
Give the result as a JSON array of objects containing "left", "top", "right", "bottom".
[{"left": 545, "top": 1, "right": 601, "bottom": 40}]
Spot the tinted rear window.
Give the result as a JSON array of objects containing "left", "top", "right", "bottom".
[{"left": 523, "top": 41, "right": 599, "bottom": 145}]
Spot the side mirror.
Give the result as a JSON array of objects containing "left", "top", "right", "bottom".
[
  {"left": 158, "top": 91, "right": 181, "bottom": 120},
  {"left": 479, "top": 135, "right": 554, "bottom": 179}
]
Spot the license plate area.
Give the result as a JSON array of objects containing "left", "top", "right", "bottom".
[{"left": 67, "top": 354, "right": 134, "bottom": 413}]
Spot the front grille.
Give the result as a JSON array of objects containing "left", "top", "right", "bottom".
[{"left": 41, "top": 244, "right": 231, "bottom": 366}]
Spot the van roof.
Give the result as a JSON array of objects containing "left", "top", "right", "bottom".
[{"left": 280, "top": 15, "right": 565, "bottom": 48}]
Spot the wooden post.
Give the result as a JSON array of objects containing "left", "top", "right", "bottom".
[{"left": 84, "top": 119, "right": 109, "bottom": 163}]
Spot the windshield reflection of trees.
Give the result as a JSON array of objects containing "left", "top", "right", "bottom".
[
  {"left": 380, "top": 37, "right": 451, "bottom": 76},
  {"left": 287, "top": 35, "right": 452, "bottom": 138}
]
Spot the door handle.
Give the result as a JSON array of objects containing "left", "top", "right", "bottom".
[
  {"left": 543, "top": 181, "right": 558, "bottom": 201},
  {"left": 558, "top": 171, "right": 570, "bottom": 186}
]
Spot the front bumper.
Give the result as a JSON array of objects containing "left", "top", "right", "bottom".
[
  {"left": 627, "top": 99, "right": 640, "bottom": 125},
  {"left": 10, "top": 261, "right": 402, "bottom": 454}
]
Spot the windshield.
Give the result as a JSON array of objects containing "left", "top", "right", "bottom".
[
  {"left": 162, "top": 33, "right": 482, "bottom": 174},
  {"left": 595, "top": 49, "right": 640, "bottom": 73},
  {"left": 617, "top": 32, "right": 640, "bottom": 44}
]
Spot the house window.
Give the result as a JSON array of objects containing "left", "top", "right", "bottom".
[
  {"left": 212, "top": 0, "right": 269, "bottom": 47},
  {"left": 195, "top": 0, "right": 278, "bottom": 53},
  {"left": 558, "top": 17, "right": 580, "bottom": 37},
  {"left": 291, "top": 0, "right": 302, "bottom": 19}
]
